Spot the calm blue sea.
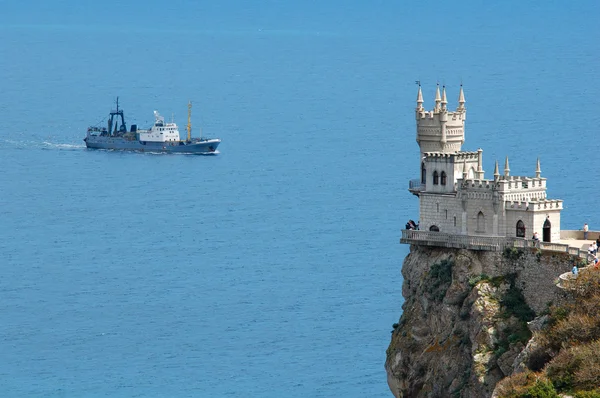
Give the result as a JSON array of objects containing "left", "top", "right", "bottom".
[{"left": 1, "top": 1, "right": 599, "bottom": 397}]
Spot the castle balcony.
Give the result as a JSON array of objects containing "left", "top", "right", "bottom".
[
  {"left": 408, "top": 179, "right": 425, "bottom": 196},
  {"left": 400, "top": 230, "right": 588, "bottom": 258}
]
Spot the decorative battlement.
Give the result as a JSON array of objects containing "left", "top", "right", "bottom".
[
  {"left": 504, "top": 200, "right": 563, "bottom": 211},
  {"left": 417, "top": 111, "right": 466, "bottom": 121},
  {"left": 496, "top": 176, "right": 547, "bottom": 188},
  {"left": 423, "top": 151, "right": 479, "bottom": 159},
  {"left": 456, "top": 177, "right": 548, "bottom": 192},
  {"left": 415, "top": 84, "right": 466, "bottom": 156},
  {"left": 459, "top": 179, "right": 494, "bottom": 190}
]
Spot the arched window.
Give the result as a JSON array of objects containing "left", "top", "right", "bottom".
[
  {"left": 516, "top": 220, "right": 526, "bottom": 238},
  {"left": 476, "top": 211, "right": 485, "bottom": 233},
  {"left": 543, "top": 217, "right": 551, "bottom": 242},
  {"left": 421, "top": 162, "right": 426, "bottom": 184},
  {"left": 468, "top": 167, "right": 475, "bottom": 179},
  {"left": 454, "top": 216, "right": 457, "bottom": 227},
  {"left": 441, "top": 171, "right": 447, "bottom": 185},
  {"left": 429, "top": 225, "right": 440, "bottom": 232},
  {"left": 433, "top": 171, "right": 439, "bottom": 185}
]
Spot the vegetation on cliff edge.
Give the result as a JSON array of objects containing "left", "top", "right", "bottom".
[{"left": 495, "top": 270, "right": 600, "bottom": 397}]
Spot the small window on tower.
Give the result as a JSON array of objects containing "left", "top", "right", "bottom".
[
  {"left": 433, "top": 171, "right": 439, "bottom": 185},
  {"left": 441, "top": 171, "right": 447, "bottom": 185}
]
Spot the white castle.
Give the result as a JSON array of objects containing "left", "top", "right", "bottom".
[{"left": 408, "top": 84, "right": 563, "bottom": 242}]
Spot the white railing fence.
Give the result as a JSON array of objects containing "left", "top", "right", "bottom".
[{"left": 401, "top": 229, "right": 587, "bottom": 258}]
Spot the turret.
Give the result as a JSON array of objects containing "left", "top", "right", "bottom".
[
  {"left": 457, "top": 84, "right": 465, "bottom": 111},
  {"left": 416, "top": 84, "right": 424, "bottom": 112},
  {"left": 494, "top": 160, "right": 500, "bottom": 182},
  {"left": 535, "top": 158, "right": 541, "bottom": 178},
  {"left": 476, "top": 148, "right": 484, "bottom": 179},
  {"left": 441, "top": 86, "right": 447, "bottom": 111},
  {"left": 415, "top": 83, "right": 467, "bottom": 160},
  {"left": 504, "top": 156, "right": 510, "bottom": 177},
  {"left": 439, "top": 86, "right": 448, "bottom": 144},
  {"left": 434, "top": 84, "right": 441, "bottom": 112}
]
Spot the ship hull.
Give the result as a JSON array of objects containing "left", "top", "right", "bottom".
[{"left": 84, "top": 137, "right": 220, "bottom": 154}]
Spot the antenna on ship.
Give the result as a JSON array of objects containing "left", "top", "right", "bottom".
[{"left": 187, "top": 101, "right": 192, "bottom": 142}]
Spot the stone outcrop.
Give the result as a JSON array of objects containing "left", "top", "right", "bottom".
[{"left": 385, "top": 245, "right": 574, "bottom": 398}]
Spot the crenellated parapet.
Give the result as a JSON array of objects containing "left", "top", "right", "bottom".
[
  {"left": 504, "top": 199, "right": 563, "bottom": 211},
  {"left": 423, "top": 151, "right": 479, "bottom": 159},
  {"left": 415, "top": 84, "right": 466, "bottom": 157},
  {"left": 496, "top": 176, "right": 547, "bottom": 191}
]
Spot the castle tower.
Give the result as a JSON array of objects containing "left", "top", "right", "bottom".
[{"left": 415, "top": 84, "right": 467, "bottom": 162}]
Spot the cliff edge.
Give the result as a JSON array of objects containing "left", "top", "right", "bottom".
[{"left": 385, "top": 245, "right": 574, "bottom": 398}]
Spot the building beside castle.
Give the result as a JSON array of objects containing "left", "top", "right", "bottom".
[{"left": 408, "top": 84, "right": 563, "bottom": 242}]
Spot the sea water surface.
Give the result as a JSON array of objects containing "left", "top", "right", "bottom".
[{"left": 1, "top": 1, "right": 599, "bottom": 397}]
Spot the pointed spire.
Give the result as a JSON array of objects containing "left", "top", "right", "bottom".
[
  {"left": 434, "top": 83, "right": 441, "bottom": 111},
  {"left": 462, "top": 159, "right": 468, "bottom": 180},
  {"left": 535, "top": 158, "right": 541, "bottom": 178},
  {"left": 476, "top": 148, "right": 483, "bottom": 179},
  {"left": 504, "top": 156, "right": 510, "bottom": 177},
  {"left": 457, "top": 84, "right": 466, "bottom": 111},
  {"left": 494, "top": 160, "right": 500, "bottom": 181},
  {"left": 416, "top": 83, "right": 424, "bottom": 110},
  {"left": 441, "top": 85, "right": 447, "bottom": 110}
]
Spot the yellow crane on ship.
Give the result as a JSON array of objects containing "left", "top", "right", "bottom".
[
  {"left": 185, "top": 100, "right": 204, "bottom": 143},
  {"left": 186, "top": 101, "right": 192, "bottom": 142}
]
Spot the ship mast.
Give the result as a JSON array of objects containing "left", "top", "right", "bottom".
[{"left": 186, "top": 101, "right": 192, "bottom": 142}]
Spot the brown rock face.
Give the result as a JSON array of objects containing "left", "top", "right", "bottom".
[{"left": 385, "top": 245, "right": 571, "bottom": 398}]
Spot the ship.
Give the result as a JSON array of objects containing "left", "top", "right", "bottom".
[{"left": 84, "top": 99, "right": 221, "bottom": 154}]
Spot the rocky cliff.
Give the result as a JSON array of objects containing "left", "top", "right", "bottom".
[{"left": 385, "top": 245, "right": 575, "bottom": 398}]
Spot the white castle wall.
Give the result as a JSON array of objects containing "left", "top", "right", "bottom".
[
  {"left": 420, "top": 194, "right": 464, "bottom": 234},
  {"left": 503, "top": 207, "right": 534, "bottom": 237}
]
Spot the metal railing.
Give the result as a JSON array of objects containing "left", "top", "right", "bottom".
[{"left": 409, "top": 179, "right": 424, "bottom": 191}]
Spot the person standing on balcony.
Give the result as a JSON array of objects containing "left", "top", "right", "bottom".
[{"left": 584, "top": 223, "right": 589, "bottom": 240}]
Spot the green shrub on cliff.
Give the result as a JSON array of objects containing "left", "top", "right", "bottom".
[
  {"left": 503, "top": 247, "right": 524, "bottom": 261},
  {"left": 502, "top": 282, "right": 535, "bottom": 323},
  {"left": 426, "top": 258, "right": 454, "bottom": 301},
  {"left": 492, "top": 274, "right": 535, "bottom": 357},
  {"left": 523, "top": 379, "right": 559, "bottom": 398},
  {"left": 574, "top": 391, "right": 600, "bottom": 398},
  {"left": 494, "top": 372, "right": 558, "bottom": 398}
]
